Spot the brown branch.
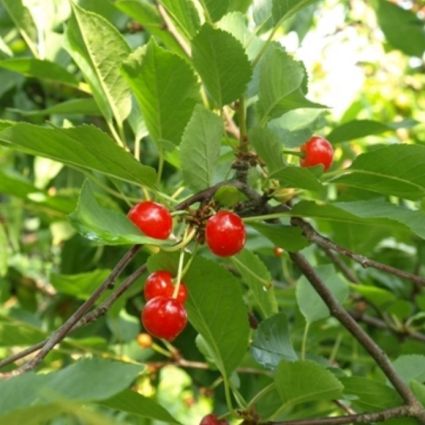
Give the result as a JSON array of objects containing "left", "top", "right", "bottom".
[
  {"left": 289, "top": 251, "right": 425, "bottom": 423},
  {"left": 292, "top": 217, "right": 425, "bottom": 287},
  {"left": 12, "top": 245, "right": 142, "bottom": 374},
  {"left": 320, "top": 245, "right": 359, "bottom": 283},
  {"left": 0, "top": 263, "right": 147, "bottom": 372},
  {"left": 266, "top": 405, "right": 413, "bottom": 425}
]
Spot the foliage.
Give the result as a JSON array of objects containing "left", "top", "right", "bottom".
[{"left": 0, "top": 0, "right": 424, "bottom": 424}]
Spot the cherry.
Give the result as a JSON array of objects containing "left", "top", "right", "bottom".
[
  {"left": 128, "top": 201, "right": 172, "bottom": 240},
  {"left": 199, "top": 414, "right": 228, "bottom": 425},
  {"left": 273, "top": 246, "right": 284, "bottom": 257},
  {"left": 142, "top": 296, "right": 187, "bottom": 341},
  {"left": 136, "top": 333, "right": 153, "bottom": 349},
  {"left": 300, "top": 136, "right": 334, "bottom": 171},
  {"left": 205, "top": 211, "right": 246, "bottom": 257},
  {"left": 144, "top": 270, "right": 188, "bottom": 304}
]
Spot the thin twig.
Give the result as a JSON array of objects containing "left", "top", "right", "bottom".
[
  {"left": 350, "top": 310, "right": 425, "bottom": 343},
  {"left": 265, "top": 405, "right": 413, "bottom": 425},
  {"left": 289, "top": 251, "right": 425, "bottom": 423},
  {"left": 12, "top": 245, "right": 142, "bottom": 374},
  {"left": 292, "top": 217, "right": 425, "bottom": 286},
  {"left": 0, "top": 264, "right": 147, "bottom": 371},
  {"left": 320, "top": 245, "right": 359, "bottom": 283}
]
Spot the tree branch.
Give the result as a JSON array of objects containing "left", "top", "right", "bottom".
[
  {"left": 289, "top": 251, "right": 425, "bottom": 423},
  {"left": 12, "top": 245, "right": 142, "bottom": 374},
  {"left": 292, "top": 217, "right": 425, "bottom": 286},
  {"left": 0, "top": 263, "right": 147, "bottom": 372},
  {"left": 266, "top": 405, "right": 413, "bottom": 425}
]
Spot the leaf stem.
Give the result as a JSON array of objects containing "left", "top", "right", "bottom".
[{"left": 301, "top": 321, "right": 310, "bottom": 361}]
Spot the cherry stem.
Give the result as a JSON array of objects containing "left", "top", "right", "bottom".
[
  {"left": 282, "top": 149, "right": 303, "bottom": 158},
  {"left": 172, "top": 237, "right": 187, "bottom": 299}
]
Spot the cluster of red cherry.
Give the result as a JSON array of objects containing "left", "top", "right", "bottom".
[
  {"left": 128, "top": 136, "right": 333, "bottom": 342},
  {"left": 128, "top": 200, "right": 246, "bottom": 341}
]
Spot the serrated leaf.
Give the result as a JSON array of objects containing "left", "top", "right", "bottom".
[
  {"left": 257, "top": 45, "right": 305, "bottom": 125},
  {"left": 102, "top": 390, "right": 181, "bottom": 424},
  {"left": 0, "top": 58, "right": 79, "bottom": 87},
  {"left": 180, "top": 105, "right": 224, "bottom": 191},
  {"left": 334, "top": 145, "right": 425, "bottom": 200},
  {"left": 250, "top": 223, "right": 309, "bottom": 252},
  {"left": 0, "top": 359, "right": 142, "bottom": 416},
  {"left": 296, "top": 265, "right": 349, "bottom": 323},
  {"left": 233, "top": 250, "right": 277, "bottom": 318},
  {"left": 291, "top": 199, "right": 425, "bottom": 240},
  {"left": 10, "top": 98, "right": 101, "bottom": 117},
  {"left": 252, "top": 313, "right": 297, "bottom": 370},
  {"left": 1, "top": 0, "right": 38, "bottom": 56},
  {"left": 70, "top": 181, "right": 169, "bottom": 246},
  {"left": 327, "top": 119, "right": 411, "bottom": 143},
  {"left": 123, "top": 40, "right": 200, "bottom": 148},
  {"left": 250, "top": 127, "right": 285, "bottom": 174},
  {"left": 373, "top": 0, "right": 425, "bottom": 57},
  {"left": 185, "top": 257, "right": 250, "bottom": 377},
  {"left": 160, "top": 0, "right": 200, "bottom": 39},
  {"left": 341, "top": 377, "right": 402, "bottom": 411},
  {"left": 393, "top": 355, "right": 425, "bottom": 384},
  {"left": 67, "top": 3, "right": 132, "bottom": 125},
  {"left": 0, "top": 123, "right": 157, "bottom": 188},
  {"left": 115, "top": 0, "right": 183, "bottom": 56},
  {"left": 275, "top": 360, "right": 343, "bottom": 406},
  {"left": 271, "top": 166, "right": 323, "bottom": 192},
  {"left": 272, "top": 0, "right": 320, "bottom": 25},
  {"left": 192, "top": 24, "right": 252, "bottom": 106}
]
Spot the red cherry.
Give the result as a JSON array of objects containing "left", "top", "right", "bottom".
[
  {"left": 142, "top": 297, "right": 187, "bottom": 341},
  {"left": 300, "top": 136, "right": 334, "bottom": 171},
  {"left": 200, "top": 414, "right": 228, "bottom": 425},
  {"left": 205, "top": 211, "right": 246, "bottom": 257},
  {"left": 128, "top": 201, "right": 172, "bottom": 240},
  {"left": 144, "top": 270, "right": 188, "bottom": 304}
]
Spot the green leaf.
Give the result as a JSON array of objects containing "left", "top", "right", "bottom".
[
  {"left": 70, "top": 181, "right": 169, "bottom": 246},
  {"left": 233, "top": 250, "right": 277, "bottom": 318},
  {"left": 185, "top": 256, "right": 250, "bottom": 377},
  {"left": 0, "top": 358, "right": 142, "bottom": 416},
  {"left": 115, "top": 0, "right": 183, "bottom": 56},
  {"left": 1, "top": 0, "right": 38, "bottom": 56},
  {"left": 0, "top": 123, "right": 157, "bottom": 188},
  {"left": 102, "top": 389, "right": 181, "bottom": 424},
  {"left": 250, "top": 127, "right": 285, "bottom": 174},
  {"left": 394, "top": 355, "right": 425, "bottom": 384},
  {"left": 67, "top": 3, "right": 132, "bottom": 126},
  {"left": 0, "top": 223, "right": 8, "bottom": 277},
  {"left": 341, "top": 377, "right": 402, "bottom": 411},
  {"left": 272, "top": 0, "right": 320, "bottom": 24},
  {"left": 271, "top": 166, "right": 323, "bottom": 192},
  {"left": 351, "top": 284, "right": 397, "bottom": 309},
  {"left": 192, "top": 24, "right": 252, "bottom": 106},
  {"left": 327, "top": 119, "right": 411, "bottom": 143},
  {"left": 160, "top": 0, "right": 200, "bottom": 39},
  {"left": 0, "top": 58, "right": 79, "bottom": 87},
  {"left": 180, "top": 105, "right": 224, "bottom": 191},
  {"left": 250, "top": 223, "right": 309, "bottom": 252},
  {"left": 202, "top": 0, "right": 230, "bottom": 21},
  {"left": 373, "top": 0, "right": 425, "bottom": 57},
  {"left": 9, "top": 98, "right": 101, "bottom": 117},
  {"left": 275, "top": 360, "right": 343, "bottom": 406},
  {"left": 0, "top": 321, "right": 46, "bottom": 346},
  {"left": 252, "top": 313, "right": 297, "bottom": 370},
  {"left": 334, "top": 145, "right": 425, "bottom": 200},
  {"left": 291, "top": 199, "right": 425, "bottom": 240},
  {"left": 0, "top": 170, "right": 75, "bottom": 214},
  {"left": 123, "top": 40, "right": 200, "bottom": 148},
  {"left": 257, "top": 45, "right": 305, "bottom": 124},
  {"left": 51, "top": 269, "right": 111, "bottom": 300},
  {"left": 296, "top": 265, "right": 349, "bottom": 323}
]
